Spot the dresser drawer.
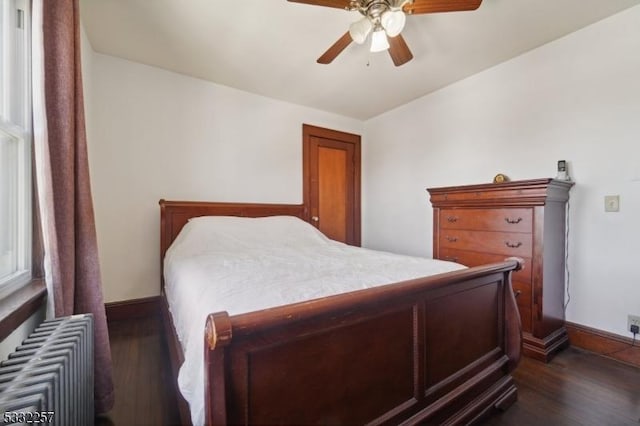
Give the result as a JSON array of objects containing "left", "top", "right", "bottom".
[
  {"left": 438, "top": 248, "right": 532, "bottom": 283},
  {"left": 517, "top": 304, "right": 532, "bottom": 333},
  {"left": 513, "top": 280, "right": 532, "bottom": 310},
  {"left": 439, "top": 208, "right": 532, "bottom": 233},
  {"left": 439, "top": 230, "right": 532, "bottom": 258},
  {"left": 430, "top": 186, "right": 549, "bottom": 205}
]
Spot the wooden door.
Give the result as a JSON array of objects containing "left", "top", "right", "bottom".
[{"left": 303, "top": 124, "right": 361, "bottom": 246}]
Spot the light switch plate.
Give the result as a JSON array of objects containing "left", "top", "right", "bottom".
[{"left": 604, "top": 195, "right": 620, "bottom": 212}]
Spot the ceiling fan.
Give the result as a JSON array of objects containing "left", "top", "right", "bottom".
[{"left": 288, "top": 0, "right": 482, "bottom": 66}]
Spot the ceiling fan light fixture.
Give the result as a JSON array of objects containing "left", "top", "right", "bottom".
[
  {"left": 380, "top": 10, "right": 406, "bottom": 37},
  {"left": 370, "top": 28, "right": 389, "bottom": 52},
  {"left": 349, "top": 17, "right": 373, "bottom": 45}
]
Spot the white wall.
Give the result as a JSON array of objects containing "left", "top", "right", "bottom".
[
  {"left": 84, "top": 6, "right": 639, "bottom": 337},
  {"left": 363, "top": 6, "right": 640, "bottom": 338},
  {"left": 87, "top": 53, "right": 363, "bottom": 302}
]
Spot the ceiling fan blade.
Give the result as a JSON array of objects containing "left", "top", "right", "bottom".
[
  {"left": 388, "top": 34, "right": 413, "bottom": 66},
  {"left": 317, "top": 32, "right": 353, "bottom": 64},
  {"left": 404, "top": 0, "right": 482, "bottom": 15},
  {"left": 287, "top": 0, "right": 351, "bottom": 9}
]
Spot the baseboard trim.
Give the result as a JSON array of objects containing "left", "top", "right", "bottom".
[
  {"left": 566, "top": 321, "right": 640, "bottom": 368},
  {"left": 105, "top": 296, "right": 160, "bottom": 322}
]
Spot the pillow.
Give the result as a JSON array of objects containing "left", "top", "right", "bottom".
[{"left": 169, "top": 215, "right": 330, "bottom": 258}]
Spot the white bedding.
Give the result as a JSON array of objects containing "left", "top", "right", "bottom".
[{"left": 163, "top": 215, "right": 465, "bottom": 426}]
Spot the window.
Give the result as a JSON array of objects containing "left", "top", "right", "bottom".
[{"left": 0, "top": 0, "right": 31, "bottom": 294}]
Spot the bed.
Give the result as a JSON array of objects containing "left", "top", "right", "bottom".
[{"left": 159, "top": 200, "right": 523, "bottom": 426}]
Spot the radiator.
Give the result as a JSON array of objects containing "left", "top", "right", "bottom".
[{"left": 0, "top": 314, "right": 94, "bottom": 426}]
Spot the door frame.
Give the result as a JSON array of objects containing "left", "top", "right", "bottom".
[{"left": 302, "top": 124, "right": 361, "bottom": 246}]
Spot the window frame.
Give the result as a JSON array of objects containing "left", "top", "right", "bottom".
[
  {"left": 0, "top": 0, "right": 33, "bottom": 297},
  {"left": 0, "top": 0, "right": 46, "bottom": 343}
]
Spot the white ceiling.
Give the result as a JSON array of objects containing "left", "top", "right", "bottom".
[{"left": 80, "top": 0, "right": 640, "bottom": 120}]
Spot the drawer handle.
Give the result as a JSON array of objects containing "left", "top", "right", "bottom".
[
  {"left": 505, "top": 241, "right": 522, "bottom": 249},
  {"left": 446, "top": 216, "right": 459, "bottom": 223},
  {"left": 446, "top": 236, "right": 458, "bottom": 243},
  {"left": 443, "top": 256, "right": 459, "bottom": 262},
  {"left": 505, "top": 217, "right": 523, "bottom": 224},
  {"left": 514, "top": 290, "right": 522, "bottom": 298}
]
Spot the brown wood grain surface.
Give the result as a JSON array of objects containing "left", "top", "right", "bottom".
[
  {"left": 429, "top": 178, "right": 574, "bottom": 363},
  {"left": 439, "top": 208, "right": 533, "bottom": 233},
  {"left": 202, "top": 261, "right": 523, "bottom": 425},
  {"left": 101, "top": 314, "right": 640, "bottom": 426},
  {"left": 439, "top": 229, "right": 533, "bottom": 258},
  {"left": 317, "top": 144, "right": 349, "bottom": 242},
  {"left": 303, "top": 124, "right": 361, "bottom": 246}
]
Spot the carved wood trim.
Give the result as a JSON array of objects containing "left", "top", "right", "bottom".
[
  {"left": 427, "top": 178, "right": 574, "bottom": 208},
  {"left": 105, "top": 296, "right": 160, "bottom": 322},
  {"left": 0, "top": 279, "right": 46, "bottom": 341}
]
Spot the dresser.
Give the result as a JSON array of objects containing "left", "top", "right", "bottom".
[{"left": 427, "top": 178, "right": 573, "bottom": 362}]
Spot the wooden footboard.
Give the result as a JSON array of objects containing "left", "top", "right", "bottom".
[{"left": 204, "top": 260, "right": 522, "bottom": 426}]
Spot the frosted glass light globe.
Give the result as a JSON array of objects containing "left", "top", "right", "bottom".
[
  {"left": 381, "top": 10, "right": 406, "bottom": 37},
  {"left": 349, "top": 17, "right": 373, "bottom": 45},
  {"left": 370, "top": 29, "right": 390, "bottom": 52}
]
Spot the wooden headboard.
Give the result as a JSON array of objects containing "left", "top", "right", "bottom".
[{"left": 159, "top": 199, "right": 307, "bottom": 276}]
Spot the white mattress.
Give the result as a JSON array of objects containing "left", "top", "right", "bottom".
[{"left": 163, "top": 215, "right": 464, "bottom": 426}]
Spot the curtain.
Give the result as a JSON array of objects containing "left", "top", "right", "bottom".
[{"left": 33, "top": 0, "right": 115, "bottom": 414}]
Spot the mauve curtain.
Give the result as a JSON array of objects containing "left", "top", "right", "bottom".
[{"left": 39, "top": 0, "right": 115, "bottom": 414}]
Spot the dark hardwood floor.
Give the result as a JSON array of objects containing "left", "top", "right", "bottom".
[
  {"left": 99, "top": 315, "right": 640, "bottom": 425},
  {"left": 485, "top": 348, "right": 640, "bottom": 426},
  {"left": 96, "top": 316, "right": 180, "bottom": 426}
]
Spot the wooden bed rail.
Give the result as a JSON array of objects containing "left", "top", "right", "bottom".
[
  {"left": 204, "top": 259, "right": 523, "bottom": 350},
  {"left": 204, "top": 259, "right": 523, "bottom": 425}
]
